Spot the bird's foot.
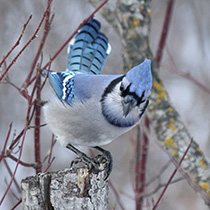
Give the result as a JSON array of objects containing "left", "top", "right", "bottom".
[
  {"left": 70, "top": 157, "right": 98, "bottom": 172},
  {"left": 66, "top": 144, "right": 112, "bottom": 180},
  {"left": 67, "top": 144, "right": 98, "bottom": 172},
  {"left": 94, "top": 146, "right": 112, "bottom": 180}
]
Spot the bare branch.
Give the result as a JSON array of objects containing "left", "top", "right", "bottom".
[
  {"left": 0, "top": 127, "right": 27, "bottom": 205},
  {"left": 166, "top": 46, "right": 210, "bottom": 94},
  {"left": 145, "top": 177, "right": 183, "bottom": 197},
  {"left": 0, "top": 15, "right": 32, "bottom": 68},
  {"left": 0, "top": 123, "right": 12, "bottom": 163},
  {"left": 109, "top": 180, "right": 126, "bottom": 210},
  {"left": 22, "top": 0, "right": 52, "bottom": 88},
  {"left": 3, "top": 159, "right": 21, "bottom": 194},
  {"left": 134, "top": 124, "right": 149, "bottom": 209},
  {"left": 152, "top": 139, "right": 193, "bottom": 209},
  {"left": 11, "top": 199, "right": 22, "bottom": 210},
  {"left": 155, "top": 0, "right": 175, "bottom": 68}
]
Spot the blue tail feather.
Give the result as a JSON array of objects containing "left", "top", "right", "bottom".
[{"left": 67, "top": 18, "right": 110, "bottom": 75}]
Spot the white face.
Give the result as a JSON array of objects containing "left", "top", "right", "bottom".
[
  {"left": 100, "top": 75, "right": 149, "bottom": 127},
  {"left": 104, "top": 82, "right": 123, "bottom": 114},
  {"left": 101, "top": 81, "right": 140, "bottom": 127}
]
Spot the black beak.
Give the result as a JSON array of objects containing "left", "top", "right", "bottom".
[{"left": 122, "top": 100, "right": 133, "bottom": 118}]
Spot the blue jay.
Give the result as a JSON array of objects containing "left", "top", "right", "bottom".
[{"left": 43, "top": 18, "right": 152, "bottom": 176}]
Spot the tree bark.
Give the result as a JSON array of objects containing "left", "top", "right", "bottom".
[{"left": 21, "top": 166, "right": 109, "bottom": 210}]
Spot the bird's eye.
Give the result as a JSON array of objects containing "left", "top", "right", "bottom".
[{"left": 120, "top": 83, "right": 124, "bottom": 91}]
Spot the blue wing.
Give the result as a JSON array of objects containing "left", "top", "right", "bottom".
[
  {"left": 67, "top": 18, "right": 111, "bottom": 75},
  {"left": 44, "top": 70, "right": 75, "bottom": 105}
]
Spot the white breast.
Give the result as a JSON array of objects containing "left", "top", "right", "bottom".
[{"left": 43, "top": 96, "right": 134, "bottom": 147}]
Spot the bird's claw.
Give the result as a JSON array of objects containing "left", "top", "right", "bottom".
[
  {"left": 68, "top": 144, "right": 112, "bottom": 180},
  {"left": 94, "top": 151, "right": 112, "bottom": 180}
]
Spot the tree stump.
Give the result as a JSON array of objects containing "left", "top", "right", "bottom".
[{"left": 21, "top": 165, "right": 109, "bottom": 210}]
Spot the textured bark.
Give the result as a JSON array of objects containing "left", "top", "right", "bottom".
[
  {"left": 89, "top": 0, "right": 210, "bottom": 205},
  {"left": 21, "top": 166, "right": 109, "bottom": 209}
]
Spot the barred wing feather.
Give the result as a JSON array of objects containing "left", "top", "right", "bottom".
[{"left": 67, "top": 18, "right": 111, "bottom": 75}]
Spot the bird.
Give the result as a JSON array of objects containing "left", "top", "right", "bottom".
[{"left": 43, "top": 18, "right": 152, "bottom": 176}]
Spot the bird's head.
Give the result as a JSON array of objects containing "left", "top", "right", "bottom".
[
  {"left": 101, "top": 59, "right": 152, "bottom": 127},
  {"left": 120, "top": 59, "right": 152, "bottom": 117}
]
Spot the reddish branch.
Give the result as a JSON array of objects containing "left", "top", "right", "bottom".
[
  {"left": 43, "top": 134, "right": 55, "bottom": 173},
  {"left": 135, "top": 126, "right": 142, "bottom": 210},
  {"left": 0, "top": 15, "right": 32, "bottom": 67},
  {"left": 0, "top": 0, "right": 53, "bottom": 206},
  {"left": 5, "top": 154, "right": 35, "bottom": 168},
  {"left": 155, "top": 0, "right": 175, "bottom": 68},
  {"left": 31, "top": 0, "right": 52, "bottom": 173},
  {"left": 11, "top": 199, "right": 22, "bottom": 210},
  {"left": 22, "top": 0, "right": 52, "bottom": 89},
  {"left": 9, "top": 128, "right": 24, "bottom": 151},
  {"left": 109, "top": 180, "right": 126, "bottom": 210},
  {"left": 135, "top": 117, "right": 150, "bottom": 210},
  {"left": 0, "top": 15, "right": 32, "bottom": 68},
  {"left": 34, "top": 73, "right": 42, "bottom": 173},
  {"left": 152, "top": 139, "right": 193, "bottom": 210},
  {"left": 0, "top": 123, "right": 12, "bottom": 163},
  {"left": 166, "top": 46, "right": 210, "bottom": 94},
  {"left": 0, "top": 127, "right": 27, "bottom": 205},
  {"left": 0, "top": 18, "right": 41, "bottom": 83},
  {"left": 3, "top": 159, "right": 21, "bottom": 195}
]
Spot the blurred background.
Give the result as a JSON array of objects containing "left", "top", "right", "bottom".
[{"left": 0, "top": 0, "right": 209, "bottom": 209}]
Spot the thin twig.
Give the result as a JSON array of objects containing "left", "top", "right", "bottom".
[
  {"left": 43, "top": 134, "right": 56, "bottom": 173},
  {"left": 0, "top": 123, "right": 12, "bottom": 163},
  {"left": 43, "top": 157, "right": 55, "bottom": 173},
  {"left": 0, "top": 127, "right": 27, "bottom": 205},
  {"left": 30, "top": 58, "right": 52, "bottom": 108},
  {"left": 6, "top": 154, "right": 35, "bottom": 168},
  {"left": 0, "top": 14, "right": 43, "bottom": 83},
  {"left": 3, "top": 159, "right": 21, "bottom": 194},
  {"left": 28, "top": 123, "right": 47, "bottom": 129},
  {"left": 109, "top": 180, "right": 126, "bottom": 210},
  {"left": 0, "top": 15, "right": 32, "bottom": 68},
  {"left": 4, "top": 76, "right": 22, "bottom": 93},
  {"left": 145, "top": 177, "right": 183, "bottom": 197},
  {"left": 152, "top": 139, "right": 193, "bottom": 210},
  {"left": 11, "top": 199, "right": 22, "bottom": 210},
  {"left": 4, "top": 178, "right": 20, "bottom": 201},
  {"left": 9, "top": 129, "right": 24, "bottom": 151},
  {"left": 22, "top": 0, "right": 52, "bottom": 88},
  {"left": 166, "top": 46, "right": 210, "bottom": 94},
  {"left": 145, "top": 160, "right": 171, "bottom": 186},
  {"left": 155, "top": 0, "right": 175, "bottom": 68}
]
